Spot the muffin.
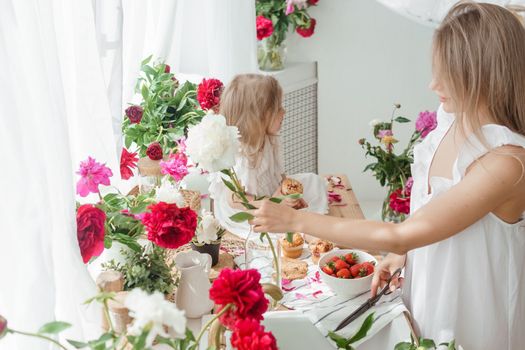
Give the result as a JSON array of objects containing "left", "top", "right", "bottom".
[
  {"left": 309, "top": 239, "right": 334, "bottom": 264},
  {"left": 280, "top": 233, "right": 305, "bottom": 259},
  {"left": 281, "top": 178, "right": 304, "bottom": 195}
]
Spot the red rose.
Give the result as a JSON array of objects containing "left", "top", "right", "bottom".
[
  {"left": 141, "top": 202, "right": 197, "bottom": 249},
  {"left": 0, "top": 315, "right": 7, "bottom": 340},
  {"left": 146, "top": 142, "right": 163, "bottom": 161},
  {"left": 164, "top": 64, "right": 171, "bottom": 73},
  {"left": 308, "top": 0, "right": 319, "bottom": 5},
  {"left": 120, "top": 148, "right": 138, "bottom": 180},
  {"left": 256, "top": 15, "right": 274, "bottom": 41},
  {"left": 197, "top": 78, "right": 224, "bottom": 111},
  {"left": 230, "top": 319, "right": 278, "bottom": 350},
  {"left": 389, "top": 188, "right": 410, "bottom": 214},
  {"left": 209, "top": 269, "right": 269, "bottom": 329},
  {"left": 296, "top": 18, "right": 316, "bottom": 38},
  {"left": 76, "top": 204, "right": 106, "bottom": 263},
  {"left": 125, "top": 105, "right": 143, "bottom": 124}
]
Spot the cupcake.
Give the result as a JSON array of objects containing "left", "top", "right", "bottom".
[
  {"left": 281, "top": 178, "right": 304, "bottom": 195},
  {"left": 309, "top": 239, "right": 334, "bottom": 264},
  {"left": 280, "top": 233, "right": 305, "bottom": 259}
]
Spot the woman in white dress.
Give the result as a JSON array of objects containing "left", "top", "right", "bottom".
[
  {"left": 249, "top": 3, "right": 525, "bottom": 348},
  {"left": 209, "top": 74, "right": 328, "bottom": 239}
]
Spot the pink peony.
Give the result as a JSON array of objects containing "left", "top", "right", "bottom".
[
  {"left": 160, "top": 152, "right": 189, "bottom": 182},
  {"left": 415, "top": 110, "right": 437, "bottom": 138},
  {"left": 256, "top": 16, "right": 274, "bottom": 40},
  {"left": 76, "top": 157, "right": 113, "bottom": 197},
  {"left": 377, "top": 129, "right": 393, "bottom": 138},
  {"left": 176, "top": 137, "right": 187, "bottom": 154},
  {"left": 285, "top": 0, "right": 308, "bottom": 15},
  {"left": 230, "top": 319, "right": 278, "bottom": 350}
]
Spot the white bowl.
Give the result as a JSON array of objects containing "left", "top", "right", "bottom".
[{"left": 318, "top": 249, "right": 377, "bottom": 297}]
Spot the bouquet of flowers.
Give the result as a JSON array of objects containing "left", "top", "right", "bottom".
[
  {"left": 359, "top": 105, "right": 437, "bottom": 222},
  {"left": 255, "top": 0, "right": 319, "bottom": 70}
]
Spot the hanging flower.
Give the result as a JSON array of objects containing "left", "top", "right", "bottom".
[
  {"left": 230, "top": 319, "right": 278, "bottom": 350},
  {"left": 146, "top": 142, "right": 163, "bottom": 161},
  {"left": 76, "top": 157, "right": 113, "bottom": 197},
  {"left": 209, "top": 269, "right": 269, "bottom": 329},
  {"left": 389, "top": 188, "right": 410, "bottom": 214},
  {"left": 160, "top": 152, "right": 189, "bottom": 182},
  {"left": 155, "top": 181, "right": 186, "bottom": 207},
  {"left": 125, "top": 105, "right": 144, "bottom": 124},
  {"left": 197, "top": 78, "right": 224, "bottom": 111},
  {"left": 296, "top": 18, "right": 316, "bottom": 38},
  {"left": 125, "top": 288, "right": 187, "bottom": 348},
  {"left": 76, "top": 204, "right": 106, "bottom": 263},
  {"left": 256, "top": 15, "right": 274, "bottom": 40},
  {"left": 195, "top": 211, "right": 221, "bottom": 244},
  {"left": 120, "top": 148, "right": 138, "bottom": 180},
  {"left": 141, "top": 202, "right": 197, "bottom": 249},
  {"left": 0, "top": 315, "right": 7, "bottom": 339},
  {"left": 415, "top": 110, "right": 437, "bottom": 138},
  {"left": 185, "top": 113, "right": 241, "bottom": 173}
]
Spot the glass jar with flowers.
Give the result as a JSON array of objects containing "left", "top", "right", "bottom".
[{"left": 359, "top": 105, "right": 437, "bottom": 222}]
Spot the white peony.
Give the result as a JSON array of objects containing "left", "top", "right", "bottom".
[
  {"left": 155, "top": 181, "right": 185, "bottom": 207},
  {"left": 185, "top": 113, "right": 240, "bottom": 173},
  {"left": 195, "top": 211, "right": 221, "bottom": 244},
  {"left": 125, "top": 288, "right": 187, "bottom": 348},
  {"left": 369, "top": 119, "right": 382, "bottom": 127}
]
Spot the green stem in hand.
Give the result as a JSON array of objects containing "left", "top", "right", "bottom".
[
  {"left": 8, "top": 330, "right": 68, "bottom": 350},
  {"left": 195, "top": 304, "right": 232, "bottom": 345}
]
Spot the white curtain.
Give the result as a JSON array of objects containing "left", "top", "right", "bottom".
[{"left": 376, "top": 0, "right": 525, "bottom": 27}]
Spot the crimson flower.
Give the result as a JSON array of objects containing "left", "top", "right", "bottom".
[
  {"left": 197, "top": 78, "right": 224, "bottom": 111},
  {"left": 209, "top": 269, "right": 269, "bottom": 329},
  {"left": 141, "top": 202, "right": 197, "bottom": 249},
  {"left": 76, "top": 157, "right": 113, "bottom": 197},
  {"left": 76, "top": 204, "right": 106, "bottom": 263},
  {"left": 125, "top": 105, "right": 143, "bottom": 124},
  {"left": 164, "top": 64, "right": 171, "bottom": 73},
  {"left": 120, "top": 148, "right": 138, "bottom": 180},
  {"left": 146, "top": 142, "right": 163, "bottom": 161},
  {"left": 256, "top": 16, "right": 274, "bottom": 41},
  {"left": 389, "top": 188, "right": 410, "bottom": 214},
  {"left": 308, "top": 0, "right": 319, "bottom": 5},
  {"left": 296, "top": 18, "right": 316, "bottom": 38},
  {"left": 230, "top": 319, "right": 278, "bottom": 350}
]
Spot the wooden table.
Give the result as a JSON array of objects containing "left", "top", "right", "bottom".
[{"left": 325, "top": 174, "right": 365, "bottom": 220}]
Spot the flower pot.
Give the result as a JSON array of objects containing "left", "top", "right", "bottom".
[
  {"left": 191, "top": 241, "right": 220, "bottom": 267},
  {"left": 257, "top": 34, "right": 287, "bottom": 71}
]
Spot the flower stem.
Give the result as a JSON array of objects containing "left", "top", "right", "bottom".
[
  {"left": 103, "top": 299, "right": 115, "bottom": 333},
  {"left": 8, "top": 329, "right": 68, "bottom": 350},
  {"left": 195, "top": 304, "right": 232, "bottom": 345},
  {"left": 262, "top": 232, "right": 281, "bottom": 304}
]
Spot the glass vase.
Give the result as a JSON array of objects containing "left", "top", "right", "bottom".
[
  {"left": 244, "top": 228, "right": 281, "bottom": 290},
  {"left": 381, "top": 188, "right": 405, "bottom": 223},
  {"left": 257, "top": 34, "right": 287, "bottom": 71}
]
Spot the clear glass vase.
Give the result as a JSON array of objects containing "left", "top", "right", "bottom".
[
  {"left": 257, "top": 34, "right": 287, "bottom": 71},
  {"left": 381, "top": 189, "right": 405, "bottom": 223},
  {"left": 244, "top": 228, "right": 282, "bottom": 290}
]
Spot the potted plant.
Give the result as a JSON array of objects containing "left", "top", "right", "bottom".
[{"left": 190, "top": 211, "right": 226, "bottom": 267}]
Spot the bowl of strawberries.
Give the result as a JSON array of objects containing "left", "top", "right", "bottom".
[{"left": 318, "top": 249, "right": 377, "bottom": 297}]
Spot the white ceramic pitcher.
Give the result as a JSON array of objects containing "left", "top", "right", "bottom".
[{"left": 174, "top": 251, "right": 214, "bottom": 318}]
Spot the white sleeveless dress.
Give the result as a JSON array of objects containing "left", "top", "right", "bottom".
[
  {"left": 209, "top": 136, "right": 328, "bottom": 238},
  {"left": 403, "top": 105, "right": 525, "bottom": 349}
]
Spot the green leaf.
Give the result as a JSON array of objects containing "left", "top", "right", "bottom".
[
  {"left": 327, "top": 331, "right": 350, "bottom": 349},
  {"left": 222, "top": 178, "right": 237, "bottom": 193},
  {"left": 67, "top": 339, "right": 88, "bottom": 348},
  {"left": 141, "top": 84, "right": 149, "bottom": 100},
  {"left": 220, "top": 169, "right": 231, "bottom": 176},
  {"left": 394, "top": 342, "right": 414, "bottom": 350},
  {"left": 269, "top": 197, "right": 283, "bottom": 204},
  {"left": 395, "top": 116, "right": 411, "bottom": 123},
  {"left": 347, "top": 312, "right": 375, "bottom": 344},
  {"left": 141, "top": 55, "right": 153, "bottom": 66},
  {"left": 286, "top": 232, "right": 294, "bottom": 243},
  {"left": 38, "top": 321, "right": 71, "bottom": 334},
  {"left": 229, "top": 212, "right": 254, "bottom": 223},
  {"left": 418, "top": 338, "right": 436, "bottom": 348}
]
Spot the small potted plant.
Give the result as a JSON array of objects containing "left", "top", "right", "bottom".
[{"left": 191, "top": 211, "right": 226, "bottom": 266}]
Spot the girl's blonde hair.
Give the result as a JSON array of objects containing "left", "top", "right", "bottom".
[
  {"left": 219, "top": 74, "right": 283, "bottom": 165},
  {"left": 433, "top": 1, "right": 525, "bottom": 138}
]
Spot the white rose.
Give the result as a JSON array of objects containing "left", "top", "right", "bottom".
[
  {"left": 155, "top": 182, "right": 185, "bottom": 207},
  {"left": 185, "top": 113, "right": 240, "bottom": 173},
  {"left": 125, "top": 289, "right": 187, "bottom": 348},
  {"left": 369, "top": 119, "right": 382, "bottom": 127},
  {"left": 196, "top": 211, "right": 220, "bottom": 244}
]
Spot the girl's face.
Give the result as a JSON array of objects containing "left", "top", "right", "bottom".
[
  {"left": 268, "top": 105, "right": 285, "bottom": 135},
  {"left": 429, "top": 74, "right": 455, "bottom": 113}
]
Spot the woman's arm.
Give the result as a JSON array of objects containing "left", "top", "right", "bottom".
[{"left": 250, "top": 151, "right": 525, "bottom": 255}]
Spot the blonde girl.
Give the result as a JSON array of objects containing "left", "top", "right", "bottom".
[
  {"left": 250, "top": 2, "right": 525, "bottom": 348},
  {"left": 209, "top": 74, "right": 328, "bottom": 238}
]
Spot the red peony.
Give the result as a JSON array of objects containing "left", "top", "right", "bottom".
[
  {"left": 141, "top": 202, "right": 197, "bottom": 249},
  {"left": 296, "top": 18, "right": 316, "bottom": 38},
  {"left": 256, "top": 15, "right": 274, "bottom": 41},
  {"left": 146, "top": 142, "right": 163, "bottom": 161},
  {"left": 164, "top": 64, "right": 171, "bottom": 73},
  {"left": 125, "top": 105, "right": 143, "bottom": 124},
  {"left": 197, "top": 78, "right": 224, "bottom": 111},
  {"left": 389, "top": 188, "right": 410, "bottom": 215},
  {"left": 76, "top": 204, "right": 106, "bottom": 263},
  {"left": 230, "top": 319, "right": 278, "bottom": 350},
  {"left": 120, "top": 148, "right": 138, "bottom": 180},
  {"left": 209, "top": 269, "right": 269, "bottom": 329},
  {"left": 308, "top": 0, "right": 319, "bottom": 5}
]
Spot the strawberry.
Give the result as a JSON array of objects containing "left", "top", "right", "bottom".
[
  {"left": 361, "top": 262, "right": 375, "bottom": 276},
  {"left": 336, "top": 268, "right": 351, "bottom": 279},
  {"left": 344, "top": 252, "right": 358, "bottom": 265},
  {"left": 330, "top": 256, "right": 341, "bottom": 263},
  {"left": 334, "top": 259, "right": 349, "bottom": 271},
  {"left": 350, "top": 263, "right": 367, "bottom": 278},
  {"left": 322, "top": 266, "right": 334, "bottom": 275}
]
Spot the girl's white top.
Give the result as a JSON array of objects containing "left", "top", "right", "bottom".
[
  {"left": 404, "top": 105, "right": 525, "bottom": 349},
  {"left": 209, "top": 136, "right": 328, "bottom": 238}
]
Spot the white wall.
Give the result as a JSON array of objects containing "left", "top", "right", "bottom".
[{"left": 286, "top": 0, "right": 438, "bottom": 215}]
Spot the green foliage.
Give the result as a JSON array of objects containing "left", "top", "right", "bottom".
[
  {"left": 103, "top": 244, "right": 175, "bottom": 295},
  {"left": 328, "top": 313, "right": 375, "bottom": 350},
  {"left": 122, "top": 56, "right": 205, "bottom": 157},
  {"left": 395, "top": 337, "right": 457, "bottom": 350},
  {"left": 38, "top": 321, "right": 71, "bottom": 335}
]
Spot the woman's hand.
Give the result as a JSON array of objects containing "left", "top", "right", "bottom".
[
  {"left": 271, "top": 187, "right": 308, "bottom": 210},
  {"left": 249, "top": 199, "right": 300, "bottom": 233},
  {"left": 370, "top": 253, "right": 406, "bottom": 297}
]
